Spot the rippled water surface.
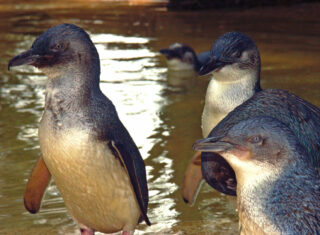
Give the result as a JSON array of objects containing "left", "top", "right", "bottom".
[{"left": 0, "top": 1, "right": 320, "bottom": 234}]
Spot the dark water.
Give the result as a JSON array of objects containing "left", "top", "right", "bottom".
[{"left": 0, "top": 1, "right": 319, "bottom": 234}]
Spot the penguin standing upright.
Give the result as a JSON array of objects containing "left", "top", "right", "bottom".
[{"left": 9, "top": 23, "right": 151, "bottom": 235}]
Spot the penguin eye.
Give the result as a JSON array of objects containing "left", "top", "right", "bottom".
[
  {"left": 231, "top": 51, "right": 241, "bottom": 58},
  {"left": 248, "top": 135, "right": 263, "bottom": 144},
  {"left": 51, "top": 43, "right": 65, "bottom": 52}
]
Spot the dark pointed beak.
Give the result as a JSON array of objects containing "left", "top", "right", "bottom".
[
  {"left": 159, "top": 48, "right": 177, "bottom": 59},
  {"left": 8, "top": 49, "right": 40, "bottom": 71},
  {"left": 159, "top": 48, "right": 170, "bottom": 56},
  {"left": 193, "top": 136, "right": 235, "bottom": 153},
  {"left": 198, "top": 57, "right": 230, "bottom": 76}
]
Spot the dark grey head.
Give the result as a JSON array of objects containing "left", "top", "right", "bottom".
[
  {"left": 8, "top": 23, "right": 100, "bottom": 80},
  {"left": 194, "top": 116, "right": 304, "bottom": 184},
  {"left": 160, "top": 43, "right": 197, "bottom": 62},
  {"left": 199, "top": 32, "right": 261, "bottom": 87},
  {"left": 160, "top": 43, "right": 201, "bottom": 71}
]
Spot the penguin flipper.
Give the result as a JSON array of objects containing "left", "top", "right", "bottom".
[
  {"left": 108, "top": 140, "right": 151, "bottom": 226},
  {"left": 182, "top": 151, "right": 204, "bottom": 205},
  {"left": 24, "top": 155, "right": 51, "bottom": 213}
]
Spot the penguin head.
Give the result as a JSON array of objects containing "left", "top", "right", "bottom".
[
  {"left": 199, "top": 32, "right": 261, "bottom": 82},
  {"left": 160, "top": 43, "right": 200, "bottom": 71},
  {"left": 194, "top": 116, "right": 302, "bottom": 184},
  {"left": 160, "top": 43, "right": 198, "bottom": 64},
  {"left": 8, "top": 23, "right": 100, "bottom": 77}
]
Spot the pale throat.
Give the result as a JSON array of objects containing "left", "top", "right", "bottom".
[
  {"left": 212, "top": 63, "right": 258, "bottom": 83},
  {"left": 201, "top": 67, "right": 258, "bottom": 137},
  {"left": 230, "top": 155, "right": 283, "bottom": 234},
  {"left": 210, "top": 66, "right": 257, "bottom": 106},
  {"left": 167, "top": 59, "right": 194, "bottom": 71},
  {"left": 225, "top": 154, "right": 281, "bottom": 193}
]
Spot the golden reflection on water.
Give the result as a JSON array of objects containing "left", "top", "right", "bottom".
[{"left": 0, "top": 1, "right": 320, "bottom": 234}]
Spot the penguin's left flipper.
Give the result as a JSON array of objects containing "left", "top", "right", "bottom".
[
  {"left": 107, "top": 139, "right": 151, "bottom": 226},
  {"left": 24, "top": 155, "right": 51, "bottom": 213},
  {"left": 182, "top": 151, "right": 204, "bottom": 205}
]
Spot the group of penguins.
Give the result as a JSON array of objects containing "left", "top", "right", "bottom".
[{"left": 8, "top": 24, "right": 320, "bottom": 234}]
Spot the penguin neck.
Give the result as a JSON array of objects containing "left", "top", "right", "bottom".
[
  {"left": 210, "top": 66, "right": 260, "bottom": 96},
  {"left": 192, "top": 58, "right": 201, "bottom": 72},
  {"left": 237, "top": 154, "right": 319, "bottom": 234},
  {"left": 166, "top": 59, "right": 195, "bottom": 71},
  {"left": 202, "top": 69, "right": 260, "bottom": 137},
  {"left": 43, "top": 62, "right": 101, "bottom": 114},
  {"left": 236, "top": 163, "right": 282, "bottom": 234}
]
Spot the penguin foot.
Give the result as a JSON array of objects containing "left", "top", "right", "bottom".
[{"left": 80, "top": 228, "right": 94, "bottom": 235}]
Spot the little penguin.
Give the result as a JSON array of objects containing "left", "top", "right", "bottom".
[
  {"left": 182, "top": 32, "right": 262, "bottom": 203},
  {"left": 194, "top": 116, "right": 320, "bottom": 234},
  {"left": 201, "top": 88, "right": 320, "bottom": 196},
  {"left": 159, "top": 43, "right": 210, "bottom": 73},
  {"left": 8, "top": 23, "right": 151, "bottom": 235}
]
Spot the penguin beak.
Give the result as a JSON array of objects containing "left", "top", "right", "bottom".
[
  {"left": 8, "top": 49, "right": 40, "bottom": 70},
  {"left": 198, "top": 57, "right": 230, "bottom": 76},
  {"left": 193, "top": 136, "right": 235, "bottom": 153},
  {"left": 159, "top": 48, "right": 177, "bottom": 59}
]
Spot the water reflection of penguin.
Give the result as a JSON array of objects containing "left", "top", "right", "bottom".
[
  {"left": 160, "top": 43, "right": 210, "bottom": 91},
  {"left": 194, "top": 116, "right": 320, "bottom": 234},
  {"left": 9, "top": 24, "right": 150, "bottom": 235}
]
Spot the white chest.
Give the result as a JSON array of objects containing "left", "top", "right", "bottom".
[
  {"left": 201, "top": 78, "right": 255, "bottom": 137},
  {"left": 167, "top": 59, "right": 194, "bottom": 71},
  {"left": 38, "top": 126, "right": 140, "bottom": 233}
]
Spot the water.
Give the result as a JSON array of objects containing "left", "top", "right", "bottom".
[{"left": 0, "top": 1, "right": 319, "bottom": 234}]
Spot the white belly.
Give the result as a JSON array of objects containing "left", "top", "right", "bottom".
[
  {"left": 39, "top": 127, "right": 140, "bottom": 233},
  {"left": 201, "top": 79, "right": 233, "bottom": 137},
  {"left": 202, "top": 105, "right": 226, "bottom": 138},
  {"left": 202, "top": 78, "right": 255, "bottom": 137}
]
